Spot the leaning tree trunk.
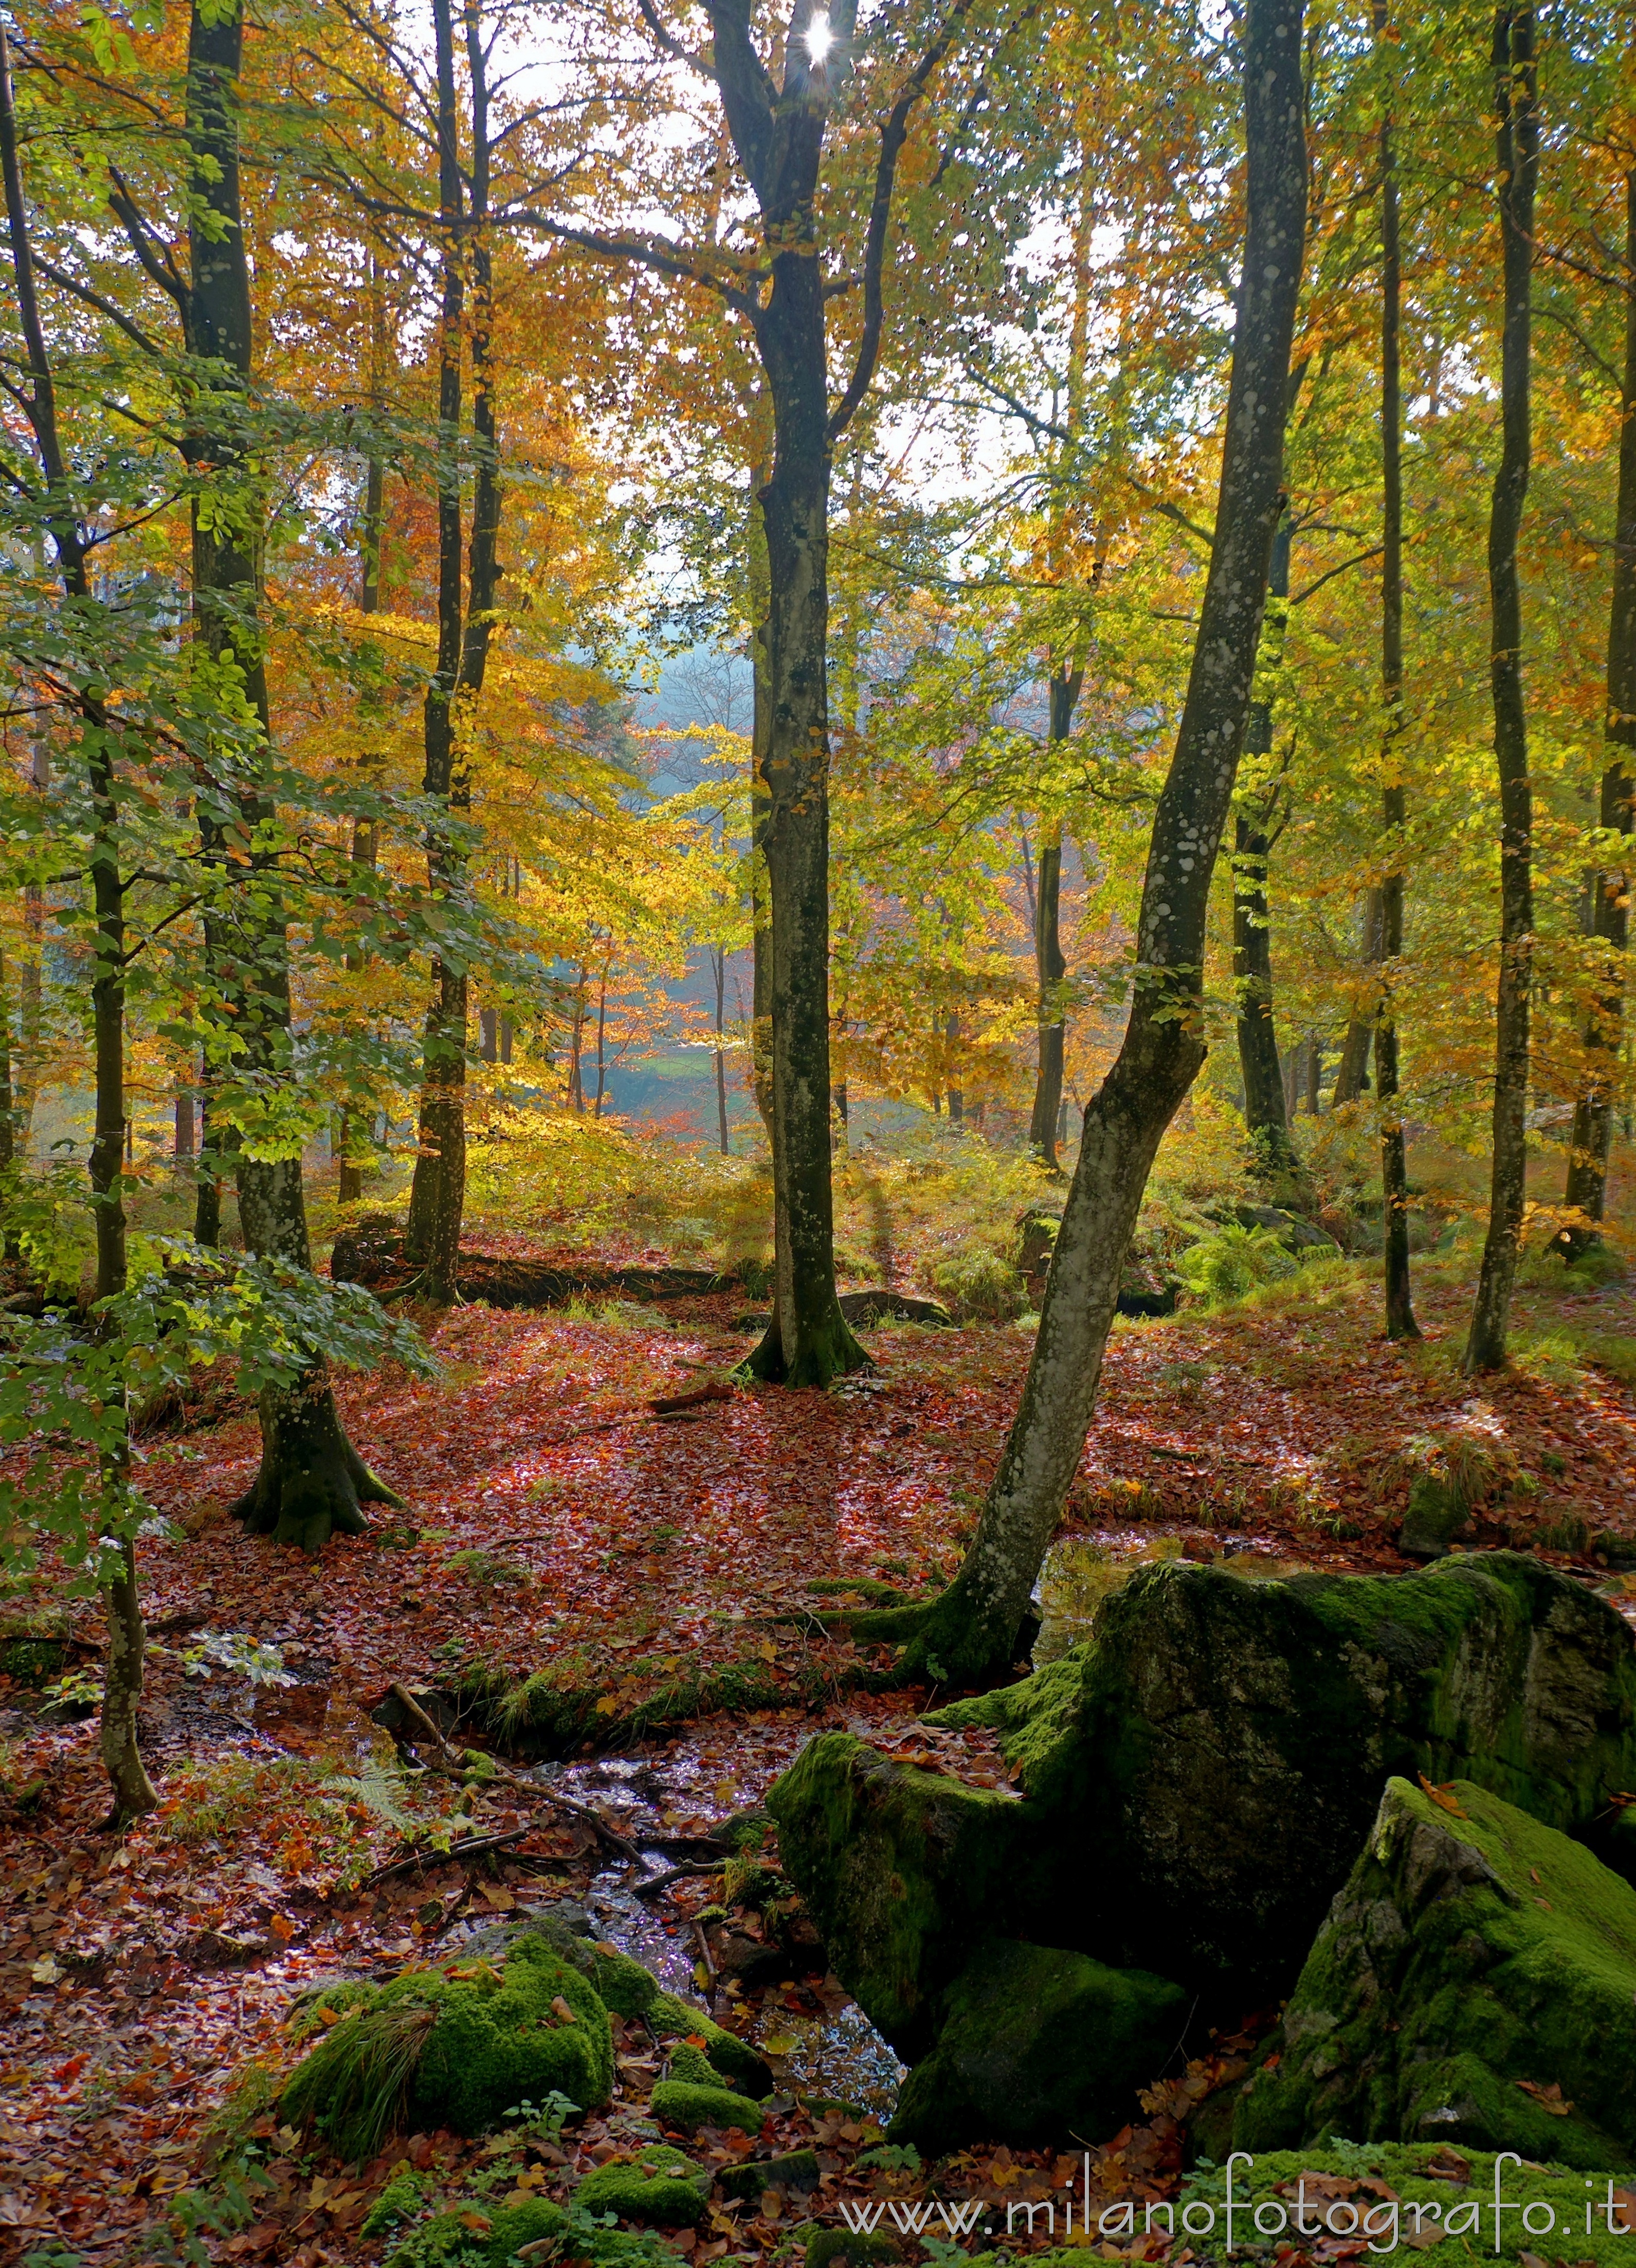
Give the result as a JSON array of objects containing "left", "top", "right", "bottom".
[
  {"left": 1233, "top": 511, "right": 1295, "bottom": 1172},
  {"left": 1376, "top": 1, "right": 1420, "bottom": 1339},
  {"left": 175, "top": 0, "right": 401, "bottom": 1545},
  {"left": 1028, "top": 671, "right": 1083, "bottom": 1168},
  {"left": 1558, "top": 168, "right": 1636, "bottom": 1259},
  {"left": 902, "top": 0, "right": 1308, "bottom": 1681},
  {"left": 0, "top": 24, "right": 155, "bottom": 1815},
  {"left": 1465, "top": 6, "right": 1538, "bottom": 1373}
]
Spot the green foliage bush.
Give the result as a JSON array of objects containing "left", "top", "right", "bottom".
[
  {"left": 931, "top": 1246, "right": 1025, "bottom": 1321},
  {"left": 1175, "top": 1223, "right": 1297, "bottom": 1306}
]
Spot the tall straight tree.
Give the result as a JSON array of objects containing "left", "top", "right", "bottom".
[
  {"left": 1558, "top": 167, "right": 1636, "bottom": 1259},
  {"left": 1465, "top": 5, "right": 1538, "bottom": 1373},
  {"left": 1375, "top": 0, "right": 1419, "bottom": 1340},
  {"left": 556, "top": 0, "right": 979, "bottom": 1383},
  {"left": 0, "top": 21, "right": 157, "bottom": 1817},
  {"left": 1233, "top": 509, "right": 1295, "bottom": 1172},
  {"left": 111, "top": 0, "right": 404, "bottom": 1544},
  {"left": 1027, "top": 668, "right": 1081, "bottom": 1168},
  {"left": 899, "top": 0, "right": 1308, "bottom": 1681}
]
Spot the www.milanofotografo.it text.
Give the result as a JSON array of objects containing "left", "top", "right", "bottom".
[{"left": 834, "top": 2152, "right": 1636, "bottom": 2255}]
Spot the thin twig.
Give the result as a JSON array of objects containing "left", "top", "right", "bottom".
[
  {"left": 632, "top": 1859, "right": 727, "bottom": 1902},
  {"left": 363, "top": 1826, "right": 531, "bottom": 1888}
]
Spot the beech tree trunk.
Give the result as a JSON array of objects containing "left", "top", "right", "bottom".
[
  {"left": 1465, "top": 7, "right": 1538, "bottom": 1373},
  {"left": 0, "top": 26, "right": 156, "bottom": 1816},
  {"left": 904, "top": 0, "right": 1307, "bottom": 1681},
  {"left": 1376, "top": 9, "right": 1420, "bottom": 1339},
  {"left": 1233, "top": 512, "right": 1294, "bottom": 1171},
  {"left": 1332, "top": 889, "right": 1384, "bottom": 1104},
  {"left": 158, "top": 0, "right": 401, "bottom": 1546},
  {"left": 1028, "top": 672, "right": 1082, "bottom": 1168},
  {"left": 1558, "top": 170, "right": 1636, "bottom": 1259}
]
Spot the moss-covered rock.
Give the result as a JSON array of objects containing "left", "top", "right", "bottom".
[
  {"left": 803, "top": 2231, "right": 901, "bottom": 2268},
  {"left": 361, "top": 2165, "right": 430, "bottom": 2238},
  {"left": 649, "top": 2078, "right": 765, "bottom": 2134},
  {"left": 646, "top": 1990, "right": 773, "bottom": 2098},
  {"left": 718, "top": 2148, "right": 821, "bottom": 2201},
  {"left": 385, "top": 2197, "right": 568, "bottom": 2268},
  {"left": 887, "top": 1938, "right": 1188, "bottom": 2153},
  {"left": 766, "top": 1732, "right": 1032, "bottom": 2054},
  {"left": 1147, "top": 2145, "right": 1636, "bottom": 2268},
  {"left": 574, "top": 2144, "right": 711, "bottom": 2225},
  {"left": 770, "top": 1553, "right": 1636, "bottom": 2116},
  {"left": 1222, "top": 1776, "right": 1636, "bottom": 2166},
  {"left": 282, "top": 1935, "right": 613, "bottom": 2157}
]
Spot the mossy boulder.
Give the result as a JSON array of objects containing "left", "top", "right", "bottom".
[
  {"left": 804, "top": 2233, "right": 901, "bottom": 2268},
  {"left": 888, "top": 1938, "right": 1187, "bottom": 2153},
  {"left": 1222, "top": 1776, "right": 1636, "bottom": 2166},
  {"left": 646, "top": 1989, "right": 773, "bottom": 2098},
  {"left": 385, "top": 2197, "right": 568, "bottom": 2268},
  {"left": 282, "top": 1935, "right": 613, "bottom": 2157},
  {"left": 781, "top": 1553, "right": 1636, "bottom": 2024},
  {"left": 766, "top": 1733, "right": 1032, "bottom": 2054},
  {"left": 718, "top": 2148, "right": 821, "bottom": 2201},
  {"left": 361, "top": 2166, "right": 430, "bottom": 2237},
  {"left": 650, "top": 2078, "right": 765, "bottom": 2134},
  {"left": 574, "top": 2144, "right": 711, "bottom": 2225},
  {"left": 1152, "top": 2145, "right": 1636, "bottom": 2268}
]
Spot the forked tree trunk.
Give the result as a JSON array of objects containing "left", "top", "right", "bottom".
[
  {"left": 1465, "top": 6, "right": 1538, "bottom": 1373},
  {"left": 1376, "top": 4, "right": 1420, "bottom": 1338},
  {"left": 1233, "top": 512, "right": 1294, "bottom": 1170},
  {"left": 903, "top": 0, "right": 1307, "bottom": 1680},
  {"left": 0, "top": 26, "right": 156, "bottom": 1815},
  {"left": 1558, "top": 169, "right": 1636, "bottom": 1259},
  {"left": 1028, "top": 672, "right": 1083, "bottom": 1168}
]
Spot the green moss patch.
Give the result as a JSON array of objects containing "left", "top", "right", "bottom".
[
  {"left": 361, "top": 2166, "right": 430, "bottom": 2237},
  {"left": 1222, "top": 1777, "right": 1636, "bottom": 2166},
  {"left": 649, "top": 2078, "right": 764, "bottom": 2134},
  {"left": 888, "top": 1938, "right": 1189, "bottom": 2154},
  {"left": 282, "top": 1935, "right": 612, "bottom": 2158},
  {"left": 718, "top": 2148, "right": 820, "bottom": 2200},
  {"left": 574, "top": 2144, "right": 711, "bottom": 2225},
  {"left": 385, "top": 2197, "right": 567, "bottom": 2268},
  {"left": 646, "top": 1991, "right": 772, "bottom": 2098}
]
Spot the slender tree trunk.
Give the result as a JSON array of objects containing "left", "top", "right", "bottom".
[
  {"left": 1376, "top": 7, "right": 1420, "bottom": 1337},
  {"left": 1333, "top": 888, "right": 1385, "bottom": 1103},
  {"left": 740, "top": 262, "right": 865, "bottom": 1384},
  {"left": 747, "top": 454, "right": 776, "bottom": 1142},
  {"left": 1558, "top": 169, "right": 1636, "bottom": 1259},
  {"left": 1, "top": 20, "right": 156, "bottom": 1816},
  {"left": 1465, "top": 6, "right": 1538, "bottom": 1372},
  {"left": 0, "top": 950, "right": 12, "bottom": 1176},
  {"left": 903, "top": 0, "right": 1307, "bottom": 1680},
  {"left": 339, "top": 428, "right": 386, "bottom": 1209},
  {"left": 712, "top": 944, "right": 730, "bottom": 1154},
  {"left": 1233, "top": 512, "right": 1294, "bottom": 1169},
  {"left": 1028, "top": 676, "right": 1082, "bottom": 1167},
  {"left": 593, "top": 951, "right": 609, "bottom": 1116}
]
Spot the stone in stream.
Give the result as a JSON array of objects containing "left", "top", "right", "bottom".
[
  {"left": 1212, "top": 1776, "right": 1636, "bottom": 2166},
  {"left": 768, "top": 1554, "right": 1636, "bottom": 2077}
]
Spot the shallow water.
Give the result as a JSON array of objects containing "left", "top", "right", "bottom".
[{"left": 533, "top": 1744, "right": 905, "bottom": 2114}]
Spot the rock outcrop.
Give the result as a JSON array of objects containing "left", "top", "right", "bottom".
[{"left": 1222, "top": 1776, "right": 1636, "bottom": 2167}]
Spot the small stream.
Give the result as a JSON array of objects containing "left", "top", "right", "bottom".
[{"left": 531, "top": 1747, "right": 906, "bottom": 2117}]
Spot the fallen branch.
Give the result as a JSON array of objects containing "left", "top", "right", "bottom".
[
  {"left": 364, "top": 1826, "right": 532, "bottom": 1888},
  {"left": 632, "top": 1859, "right": 726, "bottom": 1902}
]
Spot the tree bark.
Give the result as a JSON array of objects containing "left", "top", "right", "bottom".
[
  {"left": 0, "top": 20, "right": 156, "bottom": 1816},
  {"left": 902, "top": 0, "right": 1307, "bottom": 1681},
  {"left": 1028, "top": 674, "right": 1082, "bottom": 1167},
  {"left": 711, "top": 943, "right": 731, "bottom": 1154},
  {"left": 162, "top": 0, "right": 399, "bottom": 1544},
  {"left": 1332, "top": 888, "right": 1384, "bottom": 1103},
  {"left": 1465, "top": 6, "right": 1538, "bottom": 1373},
  {"left": 1557, "top": 169, "right": 1636, "bottom": 1260},
  {"left": 1233, "top": 512, "right": 1294, "bottom": 1171},
  {"left": 1376, "top": 5, "right": 1420, "bottom": 1338}
]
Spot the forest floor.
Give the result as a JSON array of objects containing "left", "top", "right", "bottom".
[{"left": 4, "top": 1231, "right": 1636, "bottom": 2265}]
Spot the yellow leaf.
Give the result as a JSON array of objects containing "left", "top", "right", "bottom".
[{"left": 758, "top": 1639, "right": 777, "bottom": 1663}]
